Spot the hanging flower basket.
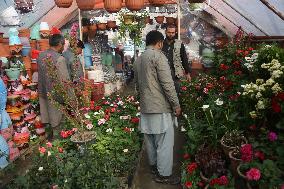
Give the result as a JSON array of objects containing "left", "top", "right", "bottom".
[
  {"left": 149, "top": 0, "right": 165, "bottom": 7},
  {"left": 54, "top": 0, "right": 73, "bottom": 8},
  {"left": 76, "top": 0, "right": 96, "bottom": 10},
  {"left": 188, "top": 0, "right": 206, "bottom": 3},
  {"left": 104, "top": 0, "right": 123, "bottom": 13},
  {"left": 125, "top": 0, "right": 144, "bottom": 11},
  {"left": 15, "top": 0, "right": 34, "bottom": 14}
]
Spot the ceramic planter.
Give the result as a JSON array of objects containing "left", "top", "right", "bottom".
[
  {"left": 155, "top": 16, "right": 165, "bottom": 24},
  {"left": 125, "top": 0, "right": 144, "bottom": 11},
  {"left": 5, "top": 68, "right": 21, "bottom": 81},
  {"left": 76, "top": 0, "right": 96, "bottom": 10},
  {"left": 54, "top": 0, "right": 73, "bottom": 8},
  {"left": 104, "top": 0, "right": 123, "bottom": 13}
]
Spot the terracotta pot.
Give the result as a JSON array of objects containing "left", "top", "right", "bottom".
[
  {"left": 123, "top": 15, "right": 135, "bottom": 25},
  {"left": 89, "top": 24, "right": 97, "bottom": 32},
  {"left": 54, "top": 0, "right": 73, "bottom": 8},
  {"left": 188, "top": 0, "right": 206, "bottom": 3},
  {"left": 97, "top": 23, "right": 107, "bottom": 31},
  {"left": 166, "top": 17, "right": 176, "bottom": 25},
  {"left": 31, "top": 62, "right": 38, "bottom": 72},
  {"left": 76, "top": 0, "right": 96, "bottom": 10},
  {"left": 9, "top": 44, "right": 23, "bottom": 54},
  {"left": 229, "top": 150, "right": 242, "bottom": 177},
  {"left": 125, "top": 0, "right": 144, "bottom": 11},
  {"left": 149, "top": 0, "right": 165, "bottom": 6},
  {"left": 155, "top": 16, "right": 164, "bottom": 24},
  {"left": 191, "top": 62, "right": 203, "bottom": 69},
  {"left": 38, "top": 39, "right": 50, "bottom": 51},
  {"left": 104, "top": 0, "right": 123, "bottom": 13},
  {"left": 0, "top": 32, "right": 4, "bottom": 43},
  {"left": 40, "top": 30, "right": 51, "bottom": 39},
  {"left": 22, "top": 56, "right": 32, "bottom": 70},
  {"left": 29, "top": 40, "right": 37, "bottom": 49},
  {"left": 15, "top": 0, "right": 34, "bottom": 13},
  {"left": 0, "top": 43, "right": 11, "bottom": 57},
  {"left": 18, "top": 28, "right": 30, "bottom": 38},
  {"left": 107, "top": 21, "right": 117, "bottom": 29}
]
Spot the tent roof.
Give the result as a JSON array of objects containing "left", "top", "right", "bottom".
[{"left": 0, "top": 0, "right": 283, "bottom": 37}]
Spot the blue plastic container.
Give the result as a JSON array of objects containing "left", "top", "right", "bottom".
[
  {"left": 22, "top": 46, "right": 31, "bottom": 56},
  {"left": 83, "top": 43, "right": 93, "bottom": 57}
]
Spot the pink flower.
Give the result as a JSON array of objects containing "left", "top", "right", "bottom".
[
  {"left": 181, "top": 86, "right": 187, "bottom": 91},
  {"left": 246, "top": 168, "right": 261, "bottom": 181},
  {"left": 218, "top": 175, "right": 229, "bottom": 185},
  {"left": 39, "top": 146, "right": 46, "bottom": 154},
  {"left": 268, "top": 131, "right": 277, "bottom": 142},
  {"left": 203, "top": 88, "right": 209, "bottom": 94},
  {"left": 240, "top": 144, "right": 253, "bottom": 162},
  {"left": 281, "top": 184, "right": 284, "bottom": 189},
  {"left": 46, "top": 142, "right": 53, "bottom": 148},
  {"left": 254, "top": 151, "right": 265, "bottom": 161},
  {"left": 58, "top": 147, "right": 63, "bottom": 153},
  {"left": 98, "top": 118, "right": 106, "bottom": 125},
  {"left": 72, "top": 128, "right": 78, "bottom": 132},
  {"left": 86, "top": 123, "right": 94, "bottom": 130}
]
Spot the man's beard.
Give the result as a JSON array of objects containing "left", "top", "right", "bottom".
[{"left": 166, "top": 36, "right": 175, "bottom": 41}]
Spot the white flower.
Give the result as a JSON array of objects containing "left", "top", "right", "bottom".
[
  {"left": 256, "top": 100, "right": 265, "bottom": 110},
  {"left": 120, "top": 115, "right": 131, "bottom": 120},
  {"left": 65, "top": 179, "right": 68, "bottom": 183},
  {"left": 86, "top": 123, "right": 94, "bottom": 130},
  {"left": 249, "top": 111, "right": 257, "bottom": 119},
  {"left": 38, "top": 167, "right": 43, "bottom": 171},
  {"left": 94, "top": 112, "right": 100, "bottom": 116},
  {"left": 256, "top": 79, "right": 264, "bottom": 85},
  {"left": 117, "top": 101, "right": 124, "bottom": 106},
  {"left": 130, "top": 128, "right": 134, "bottom": 132},
  {"left": 84, "top": 114, "right": 91, "bottom": 119},
  {"left": 106, "top": 128, "right": 113, "bottom": 133},
  {"left": 271, "top": 70, "right": 283, "bottom": 79},
  {"left": 256, "top": 92, "right": 262, "bottom": 99},
  {"left": 265, "top": 78, "right": 275, "bottom": 86},
  {"left": 98, "top": 119, "right": 106, "bottom": 125},
  {"left": 202, "top": 105, "right": 209, "bottom": 110},
  {"left": 272, "top": 83, "right": 282, "bottom": 94},
  {"left": 245, "top": 57, "right": 252, "bottom": 62},
  {"left": 110, "top": 104, "right": 114, "bottom": 107},
  {"left": 123, "top": 149, "right": 129, "bottom": 153},
  {"left": 215, "top": 98, "right": 223, "bottom": 106},
  {"left": 183, "top": 114, "right": 188, "bottom": 119},
  {"left": 47, "top": 151, "right": 51, "bottom": 157},
  {"left": 251, "top": 53, "right": 259, "bottom": 60},
  {"left": 136, "top": 112, "right": 140, "bottom": 117}
]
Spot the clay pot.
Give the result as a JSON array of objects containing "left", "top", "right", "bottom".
[
  {"left": 54, "top": 0, "right": 73, "bottom": 8},
  {"left": 89, "top": 24, "right": 97, "bottom": 32},
  {"left": 38, "top": 39, "right": 50, "bottom": 51},
  {"left": 123, "top": 15, "right": 135, "bottom": 25},
  {"left": 188, "top": 0, "right": 206, "bottom": 3},
  {"left": 144, "top": 16, "right": 151, "bottom": 24},
  {"left": 9, "top": 44, "right": 23, "bottom": 54},
  {"left": 40, "top": 30, "right": 50, "bottom": 39},
  {"left": 18, "top": 28, "right": 30, "bottom": 38},
  {"left": 125, "top": 0, "right": 144, "bottom": 11},
  {"left": 97, "top": 23, "right": 107, "bottom": 31},
  {"left": 155, "top": 16, "right": 164, "bottom": 24},
  {"left": 166, "top": 17, "right": 176, "bottom": 25},
  {"left": 191, "top": 62, "right": 203, "bottom": 69},
  {"left": 0, "top": 43, "right": 11, "bottom": 57},
  {"left": 104, "top": 0, "right": 123, "bottom": 13},
  {"left": 22, "top": 56, "right": 32, "bottom": 70},
  {"left": 149, "top": 0, "right": 165, "bottom": 6},
  {"left": 107, "top": 21, "right": 117, "bottom": 29},
  {"left": 76, "top": 0, "right": 96, "bottom": 10}
]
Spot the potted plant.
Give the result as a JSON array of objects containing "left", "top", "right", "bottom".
[{"left": 220, "top": 130, "right": 247, "bottom": 157}]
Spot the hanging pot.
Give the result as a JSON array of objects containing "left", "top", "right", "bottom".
[
  {"left": 104, "top": 0, "right": 123, "bottom": 13},
  {"left": 149, "top": 0, "right": 165, "bottom": 6},
  {"left": 97, "top": 23, "right": 107, "bottom": 31},
  {"left": 166, "top": 17, "right": 176, "bottom": 25},
  {"left": 54, "top": 0, "right": 73, "bottom": 8},
  {"left": 15, "top": 0, "right": 34, "bottom": 14},
  {"left": 155, "top": 16, "right": 164, "bottom": 24},
  {"left": 144, "top": 16, "right": 151, "bottom": 24},
  {"left": 125, "top": 0, "right": 144, "bottom": 11},
  {"left": 188, "top": 0, "right": 206, "bottom": 3},
  {"left": 107, "top": 21, "right": 117, "bottom": 29},
  {"left": 18, "top": 28, "right": 30, "bottom": 38},
  {"left": 76, "top": 0, "right": 96, "bottom": 10}
]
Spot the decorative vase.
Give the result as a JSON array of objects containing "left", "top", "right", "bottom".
[
  {"left": 125, "top": 0, "right": 144, "bottom": 11},
  {"left": 104, "top": 0, "right": 123, "bottom": 13},
  {"left": 76, "top": 0, "right": 96, "bottom": 10},
  {"left": 54, "top": 0, "right": 73, "bottom": 8},
  {"left": 149, "top": 0, "right": 165, "bottom": 6},
  {"left": 30, "top": 24, "right": 41, "bottom": 40},
  {"left": 97, "top": 23, "right": 107, "bottom": 31},
  {"left": 38, "top": 39, "right": 50, "bottom": 51},
  {"left": 14, "top": 0, "right": 34, "bottom": 13},
  {"left": 229, "top": 150, "right": 242, "bottom": 177},
  {"left": 155, "top": 16, "right": 164, "bottom": 24}
]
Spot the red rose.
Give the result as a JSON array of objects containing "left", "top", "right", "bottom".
[
  {"left": 234, "top": 70, "right": 242, "bottom": 75},
  {"left": 95, "top": 106, "right": 102, "bottom": 111},
  {"left": 58, "top": 147, "right": 64, "bottom": 153},
  {"left": 254, "top": 151, "right": 265, "bottom": 161},
  {"left": 131, "top": 117, "right": 140, "bottom": 124},
  {"left": 187, "top": 162, "right": 198, "bottom": 174},
  {"left": 209, "top": 178, "right": 219, "bottom": 186},
  {"left": 60, "top": 131, "right": 69, "bottom": 138},
  {"left": 240, "top": 144, "right": 253, "bottom": 162},
  {"left": 110, "top": 107, "right": 116, "bottom": 113},
  {"left": 183, "top": 153, "right": 190, "bottom": 160},
  {"left": 220, "top": 64, "right": 229, "bottom": 71},
  {"left": 124, "top": 127, "right": 131, "bottom": 133},
  {"left": 247, "top": 47, "right": 254, "bottom": 51},
  {"left": 184, "top": 181, "right": 192, "bottom": 188},
  {"left": 104, "top": 114, "right": 110, "bottom": 121},
  {"left": 181, "top": 86, "right": 187, "bottom": 91},
  {"left": 218, "top": 175, "right": 229, "bottom": 185}
]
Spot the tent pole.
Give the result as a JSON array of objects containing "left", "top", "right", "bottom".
[
  {"left": 177, "top": 0, "right": 181, "bottom": 40},
  {"left": 78, "top": 9, "right": 86, "bottom": 77},
  {"left": 259, "top": 0, "right": 284, "bottom": 21},
  {"left": 221, "top": 0, "right": 269, "bottom": 36}
]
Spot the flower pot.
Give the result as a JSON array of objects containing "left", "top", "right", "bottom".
[
  {"left": 220, "top": 135, "right": 248, "bottom": 157},
  {"left": 104, "top": 0, "right": 123, "bottom": 13},
  {"left": 76, "top": 0, "right": 96, "bottom": 10},
  {"left": 97, "top": 23, "right": 107, "bottom": 31},
  {"left": 125, "top": 0, "right": 144, "bottom": 11},
  {"left": 229, "top": 150, "right": 242, "bottom": 177},
  {"left": 155, "top": 16, "right": 164, "bottom": 24},
  {"left": 166, "top": 17, "right": 176, "bottom": 25},
  {"left": 38, "top": 39, "right": 50, "bottom": 51},
  {"left": 0, "top": 32, "right": 4, "bottom": 43},
  {"left": 5, "top": 68, "right": 21, "bottom": 81},
  {"left": 191, "top": 62, "right": 203, "bottom": 69},
  {"left": 22, "top": 56, "right": 32, "bottom": 70},
  {"left": 21, "top": 46, "right": 31, "bottom": 56},
  {"left": 9, "top": 44, "right": 23, "bottom": 54},
  {"left": 107, "top": 21, "right": 117, "bottom": 29},
  {"left": 149, "top": 0, "right": 166, "bottom": 6},
  {"left": 123, "top": 15, "right": 135, "bottom": 25},
  {"left": 144, "top": 16, "right": 151, "bottom": 24},
  {"left": 15, "top": 0, "right": 33, "bottom": 13},
  {"left": 31, "top": 62, "right": 38, "bottom": 72},
  {"left": 188, "top": 0, "right": 206, "bottom": 3},
  {"left": 0, "top": 43, "right": 11, "bottom": 57},
  {"left": 18, "top": 28, "right": 30, "bottom": 38},
  {"left": 54, "top": 0, "right": 73, "bottom": 8}
]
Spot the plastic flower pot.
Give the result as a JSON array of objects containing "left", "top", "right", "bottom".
[{"left": 21, "top": 46, "right": 31, "bottom": 56}]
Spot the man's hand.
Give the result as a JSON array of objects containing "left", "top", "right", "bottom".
[
  {"left": 185, "top": 73, "right": 192, "bottom": 82},
  {"left": 175, "top": 107, "right": 182, "bottom": 117}
]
